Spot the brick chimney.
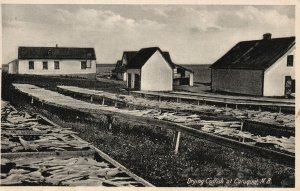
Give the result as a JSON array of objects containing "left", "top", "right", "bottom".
[{"left": 263, "top": 33, "right": 272, "bottom": 40}]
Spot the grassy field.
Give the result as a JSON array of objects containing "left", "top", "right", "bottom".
[
  {"left": 96, "top": 64, "right": 115, "bottom": 77},
  {"left": 2, "top": 73, "right": 295, "bottom": 187}
]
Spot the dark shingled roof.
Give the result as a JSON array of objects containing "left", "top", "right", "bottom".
[
  {"left": 18, "top": 46, "right": 96, "bottom": 60},
  {"left": 122, "top": 51, "right": 138, "bottom": 63},
  {"left": 126, "top": 47, "right": 175, "bottom": 69},
  {"left": 174, "top": 64, "right": 194, "bottom": 73},
  {"left": 210, "top": 36, "right": 295, "bottom": 70}
]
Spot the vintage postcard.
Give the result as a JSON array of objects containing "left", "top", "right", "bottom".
[{"left": 0, "top": 0, "right": 298, "bottom": 189}]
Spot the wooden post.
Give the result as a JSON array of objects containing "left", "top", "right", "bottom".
[
  {"left": 90, "top": 96, "right": 93, "bottom": 103},
  {"left": 176, "top": 97, "right": 179, "bottom": 103},
  {"left": 225, "top": 104, "right": 228, "bottom": 109},
  {"left": 158, "top": 96, "right": 161, "bottom": 102},
  {"left": 107, "top": 115, "right": 113, "bottom": 130},
  {"left": 279, "top": 107, "right": 282, "bottom": 113},
  {"left": 173, "top": 131, "right": 181, "bottom": 154},
  {"left": 236, "top": 104, "right": 238, "bottom": 110},
  {"left": 102, "top": 98, "right": 105, "bottom": 105},
  {"left": 240, "top": 122, "right": 244, "bottom": 131},
  {"left": 115, "top": 101, "right": 118, "bottom": 107},
  {"left": 31, "top": 97, "right": 34, "bottom": 105},
  {"left": 258, "top": 106, "right": 261, "bottom": 111}
]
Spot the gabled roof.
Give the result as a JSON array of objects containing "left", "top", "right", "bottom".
[
  {"left": 126, "top": 47, "right": 175, "bottom": 69},
  {"left": 18, "top": 46, "right": 96, "bottom": 60},
  {"left": 113, "top": 60, "right": 126, "bottom": 73},
  {"left": 210, "top": 36, "right": 295, "bottom": 70},
  {"left": 122, "top": 51, "right": 138, "bottom": 63},
  {"left": 174, "top": 64, "right": 194, "bottom": 73}
]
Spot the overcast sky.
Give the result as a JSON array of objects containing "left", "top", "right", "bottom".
[{"left": 2, "top": 4, "right": 295, "bottom": 65}]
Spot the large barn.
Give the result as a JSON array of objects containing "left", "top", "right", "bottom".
[
  {"left": 210, "top": 34, "right": 295, "bottom": 97},
  {"left": 126, "top": 47, "right": 175, "bottom": 91},
  {"left": 8, "top": 46, "right": 97, "bottom": 79}
]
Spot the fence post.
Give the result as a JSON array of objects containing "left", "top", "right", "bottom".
[
  {"left": 107, "top": 115, "right": 113, "bottom": 130},
  {"left": 173, "top": 131, "right": 181, "bottom": 154},
  {"left": 279, "top": 106, "right": 282, "bottom": 113}
]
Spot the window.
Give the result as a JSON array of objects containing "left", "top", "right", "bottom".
[
  {"left": 54, "top": 61, "right": 60, "bottom": 69},
  {"left": 81, "top": 61, "right": 87, "bottom": 69},
  {"left": 29, "top": 61, "right": 34, "bottom": 70},
  {"left": 43, "top": 61, "right": 48, "bottom": 70},
  {"left": 287, "top": 55, "right": 293, "bottom": 67}
]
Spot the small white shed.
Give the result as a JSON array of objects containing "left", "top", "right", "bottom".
[{"left": 126, "top": 47, "right": 174, "bottom": 91}]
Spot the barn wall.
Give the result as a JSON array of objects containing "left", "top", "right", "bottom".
[
  {"left": 141, "top": 51, "right": 173, "bottom": 91},
  {"left": 264, "top": 47, "right": 295, "bottom": 96},
  {"left": 211, "top": 69, "right": 264, "bottom": 96},
  {"left": 18, "top": 60, "right": 97, "bottom": 77}
]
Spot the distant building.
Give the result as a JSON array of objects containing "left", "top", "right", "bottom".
[
  {"left": 8, "top": 46, "right": 97, "bottom": 79},
  {"left": 173, "top": 64, "right": 194, "bottom": 86},
  {"left": 112, "top": 51, "right": 137, "bottom": 81},
  {"left": 126, "top": 47, "right": 174, "bottom": 91},
  {"left": 210, "top": 33, "right": 295, "bottom": 97}
]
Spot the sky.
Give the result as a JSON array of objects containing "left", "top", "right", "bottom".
[{"left": 1, "top": 4, "right": 295, "bottom": 65}]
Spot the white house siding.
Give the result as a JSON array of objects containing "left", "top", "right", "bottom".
[
  {"left": 18, "top": 60, "right": 96, "bottom": 77},
  {"left": 127, "top": 69, "right": 140, "bottom": 89},
  {"left": 189, "top": 72, "right": 194, "bottom": 86},
  {"left": 8, "top": 61, "right": 18, "bottom": 74},
  {"left": 141, "top": 51, "right": 173, "bottom": 91},
  {"left": 123, "top": 71, "right": 127, "bottom": 81},
  {"left": 263, "top": 47, "right": 295, "bottom": 96}
]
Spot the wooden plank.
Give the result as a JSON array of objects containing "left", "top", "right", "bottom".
[
  {"left": 1, "top": 150, "right": 94, "bottom": 159},
  {"left": 13, "top": 84, "right": 295, "bottom": 167}
]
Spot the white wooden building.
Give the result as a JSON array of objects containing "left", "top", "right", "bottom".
[
  {"left": 8, "top": 46, "right": 97, "bottom": 79},
  {"left": 211, "top": 34, "right": 295, "bottom": 97},
  {"left": 126, "top": 47, "right": 175, "bottom": 91},
  {"left": 112, "top": 51, "right": 137, "bottom": 81}
]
